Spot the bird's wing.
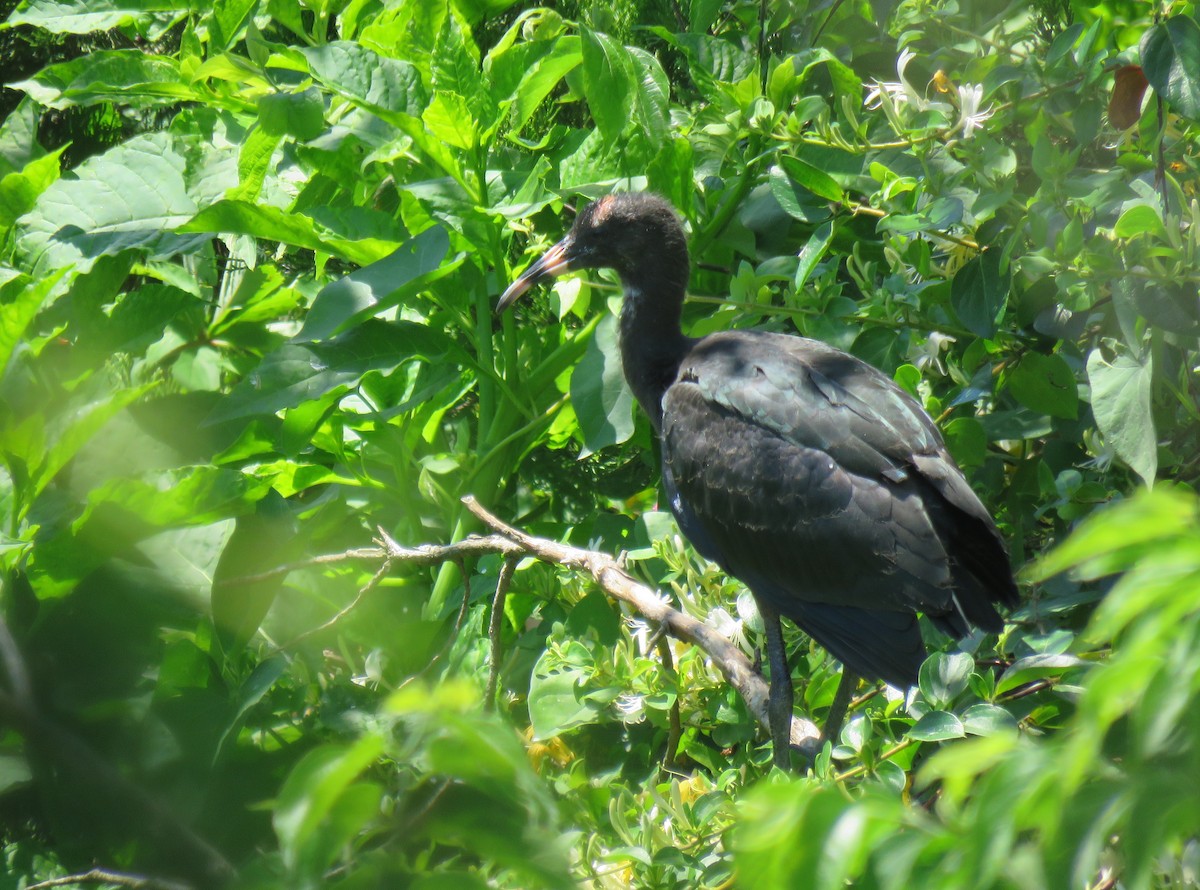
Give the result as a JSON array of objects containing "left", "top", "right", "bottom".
[{"left": 662, "top": 330, "right": 1013, "bottom": 628}]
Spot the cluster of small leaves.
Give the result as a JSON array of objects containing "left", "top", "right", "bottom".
[{"left": 1, "top": 0, "right": 1199, "bottom": 887}]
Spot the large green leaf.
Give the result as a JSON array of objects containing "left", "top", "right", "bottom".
[
  {"left": 0, "top": 270, "right": 68, "bottom": 376},
  {"left": 1086, "top": 348, "right": 1157, "bottom": 486},
  {"left": 951, "top": 248, "right": 1010, "bottom": 338},
  {"left": 179, "top": 200, "right": 399, "bottom": 266},
  {"left": 14, "top": 132, "right": 227, "bottom": 276},
  {"left": 273, "top": 736, "right": 386, "bottom": 873},
  {"left": 27, "top": 466, "right": 267, "bottom": 598},
  {"left": 580, "top": 27, "right": 636, "bottom": 139},
  {"left": 569, "top": 313, "right": 634, "bottom": 456},
  {"left": 508, "top": 37, "right": 582, "bottom": 132},
  {"left": 302, "top": 41, "right": 427, "bottom": 119},
  {"left": 1141, "top": 14, "right": 1200, "bottom": 122},
  {"left": 1007, "top": 352, "right": 1079, "bottom": 419},
  {"left": 527, "top": 665, "right": 605, "bottom": 739},
  {"left": 208, "top": 320, "right": 454, "bottom": 423},
  {"left": 298, "top": 226, "right": 453, "bottom": 339},
  {"left": 7, "top": 49, "right": 197, "bottom": 109},
  {"left": 0, "top": 147, "right": 63, "bottom": 230},
  {"left": 6, "top": 0, "right": 194, "bottom": 34}
]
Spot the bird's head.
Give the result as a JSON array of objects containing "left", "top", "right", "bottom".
[{"left": 497, "top": 192, "right": 688, "bottom": 311}]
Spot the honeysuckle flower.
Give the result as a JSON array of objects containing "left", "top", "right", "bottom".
[
  {"left": 706, "top": 606, "right": 748, "bottom": 650},
  {"left": 865, "top": 48, "right": 925, "bottom": 110},
  {"left": 912, "top": 331, "right": 957, "bottom": 376},
  {"left": 627, "top": 617, "right": 653, "bottom": 654},
  {"left": 956, "top": 83, "right": 995, "bottom": 138},
  {"left": 615, "top": 692, "right": 646, "bottom": 723}
]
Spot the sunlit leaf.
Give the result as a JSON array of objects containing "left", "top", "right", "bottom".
[
  {"left": 1087, "top": 348, "right": 1157, "bottom": 486},
  {"left": 570, "top": 312, "right": 634, "bottom": 456}
]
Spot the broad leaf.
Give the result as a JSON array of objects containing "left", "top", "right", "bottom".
[
  {"left": 299, "top": 226, "right": 452, "bottom": 339},
  {"left": 209, "top": 320, "right": 454, "bottom": 422},
  {"left": 580, "top": 27, "right": 636, "bottom": 139},
  {"left": 1007, "top": 352, "right": 1078, "bottom": 419},
  {"left": 951, "top": 248, "right": 1010, "bottom": 338},
  {"left": 1141, "top": 15, "right": 1200, "bottom": 122},
  {"left": 908, "top": 710, "right": 966, "bottom": 741},
  {"left": 1086, "top": 348, "right": 1157, "bottom": 486},
  {"left": 7, "top": 0, "right": 193, "bottom": 34},
  {"left": 570, "top": 313, "right": 634, "bottom": 456},
  {"left": 15, "top": 132, "right": 227, "bottom": 276}
]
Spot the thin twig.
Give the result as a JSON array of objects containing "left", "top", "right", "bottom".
[
  {"left": 272, "top": 539, "right": 394, "bottom": 652},
  {"left": 485, "top": 557, "right": 519, "bottom": 710}
]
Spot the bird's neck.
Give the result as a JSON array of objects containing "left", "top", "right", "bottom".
[{"left": 617, "top": 277, "right": 691, "bottom": 433}]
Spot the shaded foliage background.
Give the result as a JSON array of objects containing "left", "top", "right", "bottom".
[{"left": 1, "top": 0, "right": 1199, "bottom": 887}]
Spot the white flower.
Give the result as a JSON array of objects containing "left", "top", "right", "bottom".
[
  {"left": 627, "top": 617, "right": 653, "bottom": 654},
  {"left": 956, "top": 84, "right": 995, "bottom": 138},
  {"left": 706, "top": 606, "right": 748, "bottom": 649},
  {"left": 865, "top": 49, "right": 925, "bottom": 111},
  {"left": 615, "top": 692, "right": 646, "bottom": 724},
  {"left": 912, "top": 331, "right": 957, "bottom": 376}
]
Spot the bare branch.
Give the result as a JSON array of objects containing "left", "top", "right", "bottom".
[
  {"left": 25, "top": 868, "right": 191, "bottom": 890},
  {"left": 461, "top": 496, "right": 821, "bottom": 751},
  {"left": 216, "top": 498, "right": 823, "bottom": 751},
  {"left": 485, "top": 557, "right": 519, "bottom": 710}
]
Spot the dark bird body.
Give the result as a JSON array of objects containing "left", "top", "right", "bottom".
[{"left": 500, "top": 192, "right": 1018, "bottom": 765}]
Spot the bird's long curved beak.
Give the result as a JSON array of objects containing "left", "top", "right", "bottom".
[{"left": 497, "top": 237, "right": 574, "bottom": 313}]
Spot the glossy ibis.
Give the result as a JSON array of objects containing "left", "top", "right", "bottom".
[{"left": 499, "top": 192, "right": 1018, "bottom": 767}]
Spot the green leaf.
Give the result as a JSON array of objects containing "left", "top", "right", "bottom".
[
  {"left": 0, "top": 147, "right": 63, "bottom": 231},
  {"left": 629, "top": 46, "right": 670, "bottom": 147},
  {"left": 7, "top": 49, "right": 195, "bottom": 110},
  {"left": 423, "top": 91, "right": 480, "bottom": 150},
  {"left": 951, "top": 248, "right": 1010, "bottom": 338},
  {"left": 6, "top": 0, "right": 194, "bottom": 34},
  {"left": 431, "top": 9, "right": 497, "bottom": 132},
  {"left": 15, "top": 132, "right": 221, "bottom": 277},
  {"left": 302, "top": 42, "right": 427, "bottom": 119},
  {"left": 795, "top": 221, "right": 834, "bottom": 288},
  {"left": 961, "top": 703, "right": 1018, "bottom": 736},
  {"left": 580, "top": 27, "right": 636, "bottom": 139},
  {"left": 212, "top": 656, "right": 287, "bottom": 765},
  {"left": 908, "top": 710, "right": 966, "bottom": 741},
  {"left": 257, "top": 89, "right": 326, "bottom": 140},
  {"left": 1086, "top": 348, "right": 1157, "bottom": 486},
  {"left": 209, "top": 320, "right": 453, "bottom": 423},
  {"left": 299, "top": 226, "right": 452, "bottom": 339},
  {"left": 570, "top": 313, "right": 634, "bottom": 456},
  {"left": 1026, "top": 489, "right": 1197, "bottom": 583},
  {"left": 942, "top": 416, "right": 987, "bottom": 468},
  {"left": 1140, "top": 14, "right": 1200, "bottom": 122},
  {"left": 273, "top": 735, "right": 386, "bottom": 872},
  {"left": 27, "top": 466, "right": 266, "bottom": 598},
  {"left": 179, "top": 199, "right": 398, "bottom": 266},
  {"left": 919, "top": 652, "right": 974, "bottom": 709},
  {"left": 779, "top": 155, "right": 844, "bottom": 203},
  {"left": 2, "top": 382, "right": 157, "bottom": 520},
  {"left": 528, "top": 668, "right": 603, "bottom": 739},
  {"left": 1007, "top": 352, "right": 1078, "bottom": 419},
  {"left": 0, "top": 270, "right": 69, "bottom": 377},
  {"left": 510, "top": 36, "right": 581, "bottom": 132},
  {"left": 1113, "top": 203, "right": 1168, "bottom": 241},
  {"left": 211, "top": 496, "right": 297, "bottom": 654}
]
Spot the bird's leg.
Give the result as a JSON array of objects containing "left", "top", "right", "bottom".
[
  {"left": 762, "top": 608, "right": 793, "bottom": 770},
  {"left": 821, "top": 668, "right": 858, "bottom": 748}
]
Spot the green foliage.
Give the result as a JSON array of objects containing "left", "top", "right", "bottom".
[{"left": 0, "top": 0, "right": 1198, "bottom": 887}]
